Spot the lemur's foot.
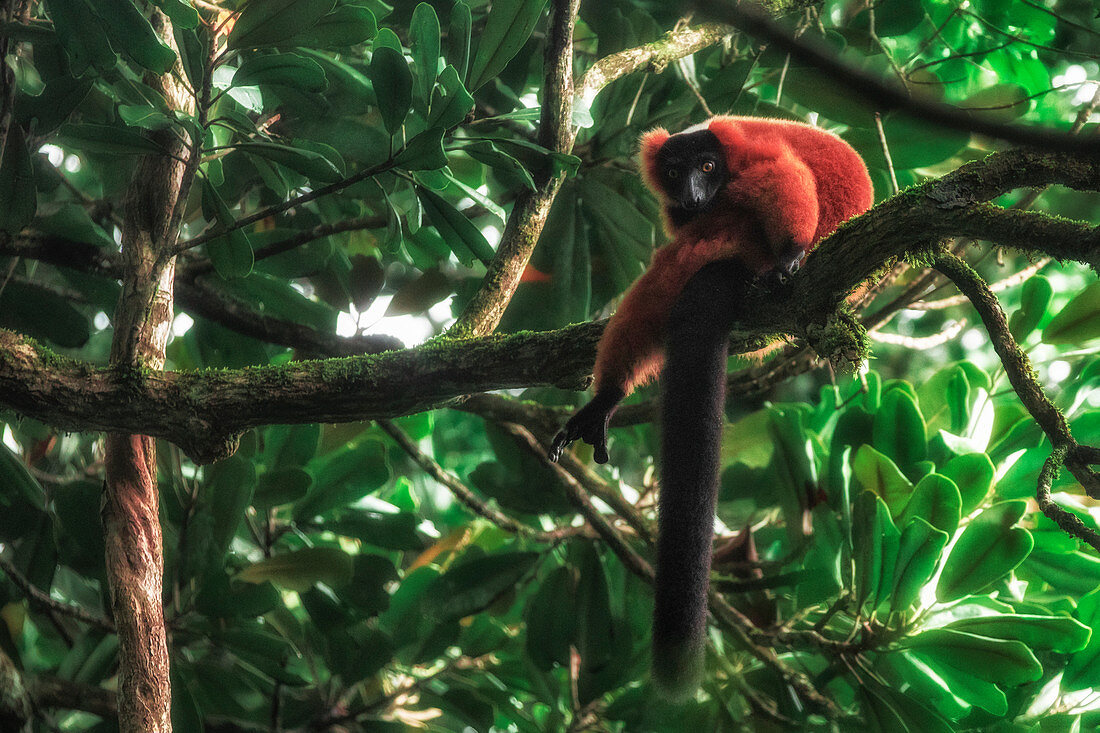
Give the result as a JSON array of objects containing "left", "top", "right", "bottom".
[
  {"left": 548, "top": 388, "right": 624, "bottom": 464},
  {"left": 754, "top": 247, "right": 806, "bottom": 292}
]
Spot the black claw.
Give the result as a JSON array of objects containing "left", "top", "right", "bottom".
[
  {"left": 548, "top": 430, "right": 571, "bottom": 463},
  {"left": 549, "top": 388, "right": 623, "bottom": 465}
]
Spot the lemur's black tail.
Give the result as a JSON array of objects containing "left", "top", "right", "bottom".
[{"left": 652, "top": 259, "right": 753, "bottom": 700}]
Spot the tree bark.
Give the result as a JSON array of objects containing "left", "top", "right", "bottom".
[{"left": 101, "top": 11, "right": 194, "bottom": 732}]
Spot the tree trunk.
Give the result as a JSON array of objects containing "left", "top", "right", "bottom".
[{"left": 102, "top": 11, "right": 195, "bottom": 732}]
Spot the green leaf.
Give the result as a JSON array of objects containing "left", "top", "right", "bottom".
[
  {"left": 897, "top": 650, "right": 1008, "bottom": 715},
  {"left": 1066, "top": 635, "right": 1100, "bottom": 690},
  {"left": 265, "top": 424, "right": 321, "bottom": 470},
  {"left": 0, "top": 443, "right": 45, "bottom": 510},
  {"left": 16, "top": 76, "right": 94, "bottom": 134},
  {"left": 118, "top": 104, "right": 175, "bottom": 131},
  {"left": 42, "top": 0, "right": 116, "bottom": 75},
  {"left": 294, "top": 440, "right": 391, "bottom": 520},
  {"left": 852, "top": 444, "right": 913, "bottom": 515},
  {"left": 288, "top": 4, "right": 376, "bottom": 47},
  {"left": 936, "top": 502, "right": 1033, "bottom": 602},
  {"left": 447, "top": 1, "right": 472, "bottom": 81},
  {"left": 369, "top": 45, "right": 413, "bottom": 135},
  {"left": 462, "top": 140, "right": 536, "bottom": 190},
  {"left": 1043, "top": 281, "right": 1100, "bottom": 345},
  {"left": 92, "top": 0, "right": 176, "bottom": 73},
  {"left": 174, "top": 25, "right": 207, "bottom": 89},
  {"left": 150, "top": 0, "right": 199, "bottom": 29},
  {"left": 57, "top": 123, "right": 161, "bottom": 156},
  {"left": 900, "top": 473, "right": 962, "bottom": 535},
  {"left": 339, "top": 553, "right": 398, "bottom": 615},
  {"left": 411, "top": 3, "right": 441, "bottom": 107},
  {"left": 228, "top": 0, "right": 336, "bottom": 49},
  {"left": 422, "top": 552, "right": 540, "bottom": 621},
  {"left": 876, "top": 652, "right": 969, "bottom": 721},
  {"left": 372, "top": 27, "right": 402, "bottom": 54},
  {"left": 1023, "top": 550, "right": 1100, "bottom": 596},
  {"left": 960, "top": 83, "right": 1031, "bottom": 123},
  {"left": 233, "top": 53, "right": 328, "bottom": 93},
  {"left": 525, "top": 566, "right": 575, "bottom": 670},
  {"left": 891, "top": 518, "right": 949, "bottom": 612},
  {"left": 849, "top": 113, "right": 971, "bottom": 169},
  {"left": 574, "top": 543, "right": 616, "bottom": 671},
  {"left": 941, "top": 453, "right": 995, "bottom": 514},
  {"left": 0, "top": 281, "right": 91, "bottom": 348},
  {"left": 442, "top": 170, "right": 505, "bottom": 224},
  {"left": 873, "top": 389, "right": 927, "bottom": 469},
  {"left": 328, "top": 509, "right": 424, "bottom": 551},
  {"left": 394, "top": 128, "right": 447, "bottom": 170},
  {"left": 902, "top": 628, "right": 1043, "bottom": 686},
  {"left": 1009, "top": 275, "right": 1053, "bottom": 342},
  {"left": 0, "top": 125, "right": 36, "bottom": 233},
  {"left": 253, "top": 467, "right": 312, "bottom": 509},
  {"left": 235, "top": 141, "right": 343, "bottom": 183},
  {"left": 428, "top": 65, "right": 474, "bottom": 130},
  {"left": 417, "top": 186, "right": 495, "bottom": 266},
  {"left": 944, "top": 614, "right": 1091, "bottom": 653},
  {"left": 467, "top": 0, "right": 546, "bottom": 91},
  {"left": 853, "top": 491, "right": 898, "bottom": 611},
  {"left": 385, "top": 268, "right": 453, "bottom": 315},
  {"left": 205, "top": 456, "right": 257, "bottom": 554},
  {"left": 213, "top": 627, "right": 309, "bottom": 685},
  {"left": 236, "top": 547, "right": 354, "bottom": 591},
  {"left": 200, "top": 178, "right": 254, "bottom": 279}
]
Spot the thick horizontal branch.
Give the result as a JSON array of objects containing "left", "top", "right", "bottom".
[
  {"left": 1, "top": 149, "right": 1098, "bottom": 461},
  {"left": 0, "top": 324, "right": 602, "bottom": 462}
]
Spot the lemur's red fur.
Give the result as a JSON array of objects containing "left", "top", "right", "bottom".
[{"left": 593, "top": 116, "right": 873, "bottom": 396}]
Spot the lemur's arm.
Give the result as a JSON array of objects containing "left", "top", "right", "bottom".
[{"left": 549, "top": 252, "right": 688, "bottom": 463}]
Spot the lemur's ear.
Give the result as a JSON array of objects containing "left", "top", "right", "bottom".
[{"left": 639, "top": 127, "right": 671, "bottom": 197}]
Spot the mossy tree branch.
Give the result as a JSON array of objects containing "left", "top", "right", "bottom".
[
  {"left": 933, "top": 252, "right": 1100, "bottom": 549},
  {"left": 451, "top": 0, "right": 581, "bottom": 337},
  {"left": 1, "top": 149, "right": 1099, "bottom": 463}
]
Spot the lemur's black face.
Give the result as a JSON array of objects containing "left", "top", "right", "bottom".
[{"left": 657, "top": 129, "right": 728, "bottom": 224}]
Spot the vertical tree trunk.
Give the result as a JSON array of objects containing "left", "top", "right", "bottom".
[{"left": 102, "top": 11, "right": 195, "bottom": 733}]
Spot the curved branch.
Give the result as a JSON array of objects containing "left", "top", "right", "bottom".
[
  {"left": 0, "top": 555, "right": 114, "bottom": 631},
  {"left": 1036, "top": 446, "right": 1100, "bottom": 553},
  {"left": 695, "top": 0, "right": 1100, "bottom": 153},
  {"left": 377, "top": 419, "right": 582, "bottom": 542},
  {"left": 451, "top": 0, "right": 580, "bottom": 337},
  {"left": 575, "top": 22, "right": 732, "bottom": 110},
  {"left": 933, "top": 252, "right": 1100, "bottom": 500}
]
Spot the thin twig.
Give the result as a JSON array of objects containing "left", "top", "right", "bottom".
[
  {"left": 502, "top": 423, "right": 654, "bottom": 581},
  {"left": 377, "top": 419, "right": 582, "bottom": 542},
  {"left": 0, "top": 555, "right": 114, "bottom": 631},
  {"left": 933, "top": 251, "right": 1100, "bottom": 499},
  {"left": 905, "top": 258, "right": 1050, "bottom": 310}
]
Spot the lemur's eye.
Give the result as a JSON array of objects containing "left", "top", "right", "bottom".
[
  {"left": 701, "top": 161, "right": 715, "bottom": 173},
  {"left": 667, "top": 168, "right": 679, "bottom": 178}
]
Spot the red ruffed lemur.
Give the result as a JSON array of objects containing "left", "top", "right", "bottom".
[{"left": 549, "top": 116, "right": 873, "bottom": 699}]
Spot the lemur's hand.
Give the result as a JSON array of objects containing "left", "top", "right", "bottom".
[{"left": 548, "top": 387, "right": 624, "bottom": 464}]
